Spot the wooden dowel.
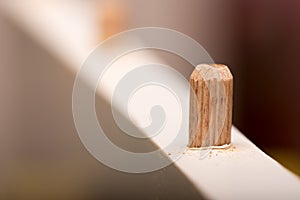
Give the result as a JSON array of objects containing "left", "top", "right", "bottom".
[{"left": 189, "top": 64, "right": 233, "bottom": 148}]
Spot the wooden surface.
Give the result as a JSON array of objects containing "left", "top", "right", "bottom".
[
  {"left": 178, "top": 126, "right": 300, "bottom": 200},
  {"left": 189, "top": 64, "right": 233, "bottom": 148}
]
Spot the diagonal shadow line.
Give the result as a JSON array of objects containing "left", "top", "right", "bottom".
[
  {"left": 0, "top": 12, "right": 208, "bottom": 199},
  {"left": 92, "top": 82, "right": 207, "bottom": 199}
]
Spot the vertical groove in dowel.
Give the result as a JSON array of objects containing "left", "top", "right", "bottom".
[{"left": 189, "top": 64, "right": 233, "bottom": 148}]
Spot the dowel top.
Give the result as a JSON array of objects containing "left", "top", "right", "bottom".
[{"left": 193, "top": 64, "right": 233, "bottom": 81}]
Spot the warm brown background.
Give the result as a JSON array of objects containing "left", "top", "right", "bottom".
[{"left": 0, "top": 1, "right": 299, "bottom": 198}]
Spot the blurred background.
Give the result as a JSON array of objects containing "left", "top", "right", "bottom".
[{"left": 0, "top": 0, "right": 300, "bottom": 199}]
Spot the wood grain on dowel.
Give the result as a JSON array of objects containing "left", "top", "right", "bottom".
[{"left": 189, "top": 64, "right": 233, "bottom": 148}]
